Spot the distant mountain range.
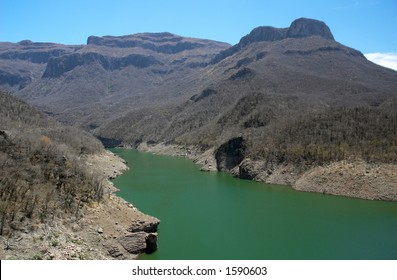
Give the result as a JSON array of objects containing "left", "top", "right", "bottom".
[{"left": 1, "top": 18, "right": 397, "bottom": 200}]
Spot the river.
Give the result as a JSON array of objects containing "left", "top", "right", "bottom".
[{"left": 110, "top": 149, "right": 397, "bottom": 260}]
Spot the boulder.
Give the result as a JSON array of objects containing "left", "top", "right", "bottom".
[
  {"left": 239, "top": 159, "right": 258, "bottom": 180},
  {"left": 145, "top": 233, "right": 158, "bottom": 254},
  {"left": 127, "top": 217, "right": 160, "bottom": 233},
  {"left": 118, "top": 232, "right": 147, "bottom": 254}
]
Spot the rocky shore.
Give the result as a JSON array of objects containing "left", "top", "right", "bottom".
[
  {"left": 137, "top": 142, "right": 397, "bottom": 202},
  {"left": 137, "top": 142, "right": 218, "bottom": 172},
  {"left": 293, "top": 160, "right": 397, "bottom": 201},
  {"left": 0, "top": 150, "right": 160, "bottom": 260}
]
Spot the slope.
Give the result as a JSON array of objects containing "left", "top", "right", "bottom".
[
  {"left": 97, "top": 18, "right": 397, "bottom": 154},
  {"left": 95, "top": 18, "right": 397, "bottom": 200},
  {"left": 12, "top": 33, "right": 230, "bottom": 130},
  {"left": 0, "top": 91, "right": 159, "bottom": 259}
]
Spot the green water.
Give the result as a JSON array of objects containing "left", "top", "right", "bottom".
[{"left": 110, "top": 149, "right": 397, "bottom": 260}]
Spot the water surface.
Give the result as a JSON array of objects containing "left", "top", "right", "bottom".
[{"left": 110, "top": 149, "right": 397, "bottom": 260}]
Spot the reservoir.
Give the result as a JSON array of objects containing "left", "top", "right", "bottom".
[{"left": 110, "top": 149, "right": 397, "bottom": 260}]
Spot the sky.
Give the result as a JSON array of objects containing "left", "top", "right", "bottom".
[{"left": 1, "top": 0, "right": 397, "bottom": 69}]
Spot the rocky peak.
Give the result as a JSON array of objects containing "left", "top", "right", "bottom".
[
  {"left": 18, "top": 40, "right": 33, "bottom": 46},
  {"left": 239, "top": 27, "right": 288, "bottom": 47},
  {"left": 212, "top": 18, "right": 335, "bottom": 64},
  {"left": 287, "top": 18, "right": 334, "bottom": 40},
  {"left": 238, "top": 18, "right": 334, "bottom": 47}
]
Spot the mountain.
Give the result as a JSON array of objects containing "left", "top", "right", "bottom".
[
  {"left": 4, "top": 33, "right": 229, "bottom": 131},
  {"left": 95, "top": 18, "right": 397, "bottom": 153},
  {"left": 2, "top": 17, "right": 397, "bottom": 201}
]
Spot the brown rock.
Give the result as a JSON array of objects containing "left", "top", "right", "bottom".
[
  {"left": 118, "top": 232, "right": 147, "bottom": 254},
  {"left": 127, "top": 217, "right": 160, "bottom": 233},
  {"left": 145, "top": 233, "right": 158, "bottom": 254}
]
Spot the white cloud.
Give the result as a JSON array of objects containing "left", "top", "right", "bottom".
[{"left": 365, "top": 52, "right": 397, "bottom": 71}]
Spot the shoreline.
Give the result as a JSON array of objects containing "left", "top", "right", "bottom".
[
  {"left": 0, "top": 150, "right": 160, "bottom": 260},
  {"left": 83, "top": 150, "right": 161, "bottom": 259},
  {"left": 136, "top": 142, "right": 397, "bottom": 202}
]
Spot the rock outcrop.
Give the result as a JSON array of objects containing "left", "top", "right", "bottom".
[
  {"left": 215, "top": 137, "right": 245, "bottom": 171},
  {"left": 0, "top": 41, "right": 79, "bottom": 90},
  {"left": 238, "top": 158, "right": 264, "bottom": 180},
  {"left": 190, "top": 88, "right": 218, "bottom": 102},
  {"left": 87, "top": 32, "right": 223, "bottom": 54},
  {"left": 43, "top": 52, "right": 161, "bottom": 78},
  {"left": 0, "top": 70, "right": 28, "bottom": 88},
  {"left": 239, "top": 27, "right": 288, "bottom": 48},
  {"left": 127, "top": 217, "right": 160, "bottom": 233},
  {"left": 212, "top": 17, "right": 335, "bottom": 63},
  {"left": 0, "top": 42, "right": 77, "bottom": 64},
  {"left": 117, "top": 232, "right": 158, "bottom": 255},
  {"left": 118, "top": 232, "right": 150, "bottom": 254},
  {"left": 287, "top": 18, "right": 334, "bottom": 40},
  {"left": 115, "top": 217, "right": 160, "bottom": 255}
]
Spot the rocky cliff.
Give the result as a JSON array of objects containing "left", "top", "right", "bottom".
[{"left": 0, "top": 41, "right": 80, "bottom": 91}]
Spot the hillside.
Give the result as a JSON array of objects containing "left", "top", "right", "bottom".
[
  {"left": 0, "top": 90, "right": 103, "bottom": 232},
  {"left": 95, "top": 19, "right": 397, "bottom": 160},
  {"left": 7, "top": 33, "right": 230, "bottom": 130},
  {"left": 2, "top": 18, "right": 397, "bottom": 200},
  {"left": 96, "top": 18, "right": 397, "bottom": 200},
  {"left": 0, "top": 91, "right": 159, "bottom": 259},
  {"left": 0, "top": 41, "right": 81, "bottom": 92}
]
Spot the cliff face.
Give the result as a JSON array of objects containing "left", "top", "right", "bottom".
[
  {"left": 287, "top": 18, "right": 334, "bottom": 40},
  {"left": 0, "top": 41, "right": 80, "bottom": 91},
  {"left": 3, "top": 32, "right": 229, "bottom": 129},
  {"left": 86, "top": 32, "right": 219, "bottom": 54},
  {"left": 43, "top": 52, "right": 161, "bottom": 78}
]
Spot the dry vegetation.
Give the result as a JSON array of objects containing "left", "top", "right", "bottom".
[
  {"left": 254, "top": 106, "right": 397, "bottom": 167},
  {"left": 0, "top": 91, "right": 104, "bottom": 242}
]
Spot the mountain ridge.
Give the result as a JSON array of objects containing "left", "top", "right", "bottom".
[
  {"left": 1, "top": 17, "right": 397, "bottom": 200},
  {"left": 211, "top": 17, "right": 336, "bottom": 64}
]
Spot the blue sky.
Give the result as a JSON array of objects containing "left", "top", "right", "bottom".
[{"left": 1, "top": 0, "right": 397, "bottom": 68}]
